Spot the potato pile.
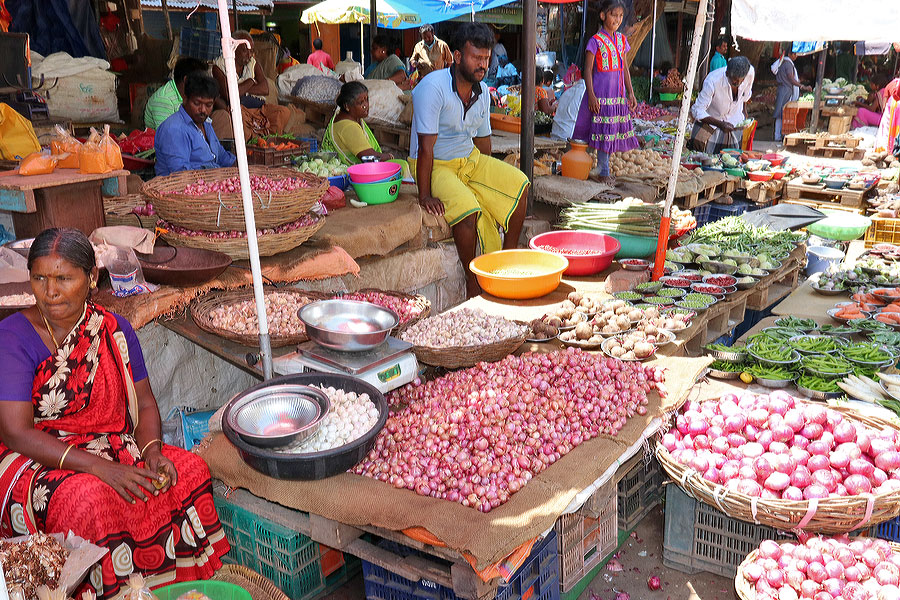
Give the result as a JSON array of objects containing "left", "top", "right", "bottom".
[
  {"left": 528, "top": 318, "right": 560, "bottom": 339},
  {"left": 591, "top": 300, "right": 642, "bottom": 335},
  {"left": 603, "top": 331, "right": 659, "bottom": 360},
  {"left": 566, "top": 291, "right": 605, "bottom": 315},
  {"left": 558, "top": 321, "right": 604, "bottom": 346},
  {"left": 863, "top": 149, "right": 899, "bottom": 170},
  {"left": 610, "top": 149, "right": 695, "bottom": 181},
  {"left": 661, "top": 68, "right": 684, "bottom": 91},
  {"left": 541, "top": 301, "right": 588, "bottom": 329},
  {"left": 640, "top": 311, "right": 692, "bottom": 332}
]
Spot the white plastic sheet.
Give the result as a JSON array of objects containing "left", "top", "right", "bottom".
[{"left": 731, "top": 0, "right": 897, "bottom": 43}]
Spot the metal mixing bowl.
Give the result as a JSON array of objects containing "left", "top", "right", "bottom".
[
  {"left": 227, "top": 384, "right": 330, "bottom": 448},
  {"left": 298, "top": 299, "right": 398, "bottom": 352}
]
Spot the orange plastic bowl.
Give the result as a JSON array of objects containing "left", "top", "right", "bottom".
[
  {"left": 529, "top": 230, "right": 620, "bottom": 276},
  {"left": 748, "top": 171, "right": 774, "bottom": 182},
  {"left": 469, "top": 250, "right": 569, "bottom": 299}
]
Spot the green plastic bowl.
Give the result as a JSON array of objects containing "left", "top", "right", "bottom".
[
  {"left": 806, "top": 209, "right": 872, "bottom": 241},
  {"left": 351, "top": 178, "right": 401, "bottom": 205},
  {"left": 659, "top": 93, "right": 679, "bottom": 101},
  {"left": 604, "top": 231, "right": 657, "bottom": 258},
  {"left": 725, "top": 168, "right": 746, "bottom": 178},
  {"left": 153, "top": 581, "right": 252, "bottom": 600}
]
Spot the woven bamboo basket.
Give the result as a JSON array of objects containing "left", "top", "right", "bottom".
[
  {"left": 160, "top": 217, "right": 324, "bottom": 260},
  {"left": 403, "top": 330, "right": 528, "bottom": 369},
  {"left": 142, "top": 166, "right": 328, "bottom": 232},
  {"left": 656, "top": 400, "right": 900, "bottom": 534},
  {"left": 332, "top": 288, "right": 431, "bottom": 335},
  {"left": 190, "top": 287, "right": 329, "bottom": 348},
  {"left": 103, "top": 194, "right": 156, "bottom": 231},
  {"left": 212, "top": 564, "right": 289, "bottom": 600},
  {"left": 733, "top": 539, "right": 900, "bottom": 600}
]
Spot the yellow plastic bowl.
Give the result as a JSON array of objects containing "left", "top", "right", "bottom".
[{"left": 469, "top": 249, "right": 569, "bottom": 299}]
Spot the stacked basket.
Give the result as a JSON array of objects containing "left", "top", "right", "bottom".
[{"left": 142, "top": 166, "right": 328, "bottom": 260}]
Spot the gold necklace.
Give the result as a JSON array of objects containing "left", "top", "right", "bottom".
[{"left": 38, "top": 308, "right": 60, "bottom": 351}]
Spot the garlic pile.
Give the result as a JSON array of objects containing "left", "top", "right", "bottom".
[
  {"left": 400, "top": 308, "right": 528, "bottom": 347},
  {"left": 279, "top": 386, "right": 380, "bottom": 454}
]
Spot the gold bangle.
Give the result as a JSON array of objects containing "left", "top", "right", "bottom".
[
  {"left": 58, "top": 445, "right": 74, "bottom": 470},
  {"left": 140, "top": 438, "right": 162, "bottom": 456}
]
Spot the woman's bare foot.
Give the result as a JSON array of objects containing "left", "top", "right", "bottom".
[{"left": 598, "top": 175, "right": 616, "bottom": 185}]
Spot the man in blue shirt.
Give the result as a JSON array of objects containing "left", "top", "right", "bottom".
[
  {"left": 410, "top": 22, "right": 529, "bottom": 298},
  {"left": 154, "top": 73, "right": 236, "bottom": 177}
]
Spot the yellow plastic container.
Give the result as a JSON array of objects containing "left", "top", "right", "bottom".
[{"left": 469, "top": 249, "right": 568, "bottom": 299}]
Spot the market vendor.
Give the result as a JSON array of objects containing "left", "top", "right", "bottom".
[
  {"left": 143, "top": 56, "right": 207, "bottom": 130},
  {"left": 366, "top": 35, "right": 409, "bottom": 88},
  {"left": 773, "top": 50, "right": 811, "bottom": 142},
  {"left": 875, "top": 79, "right": 900, "bottom": 151},
  {"left": 410, "top": 24, "right": 453, "bottom": 80},
  {"left": 689, "top": 56, "right": 755, "bottom": 153},
  {"left": 154, "top": 73, "right": 236, "bottom": 176},
  {"left": 535, "top": 69, "right": 558, "bottom": 116},
  {"left": 0, "top": 228, "right": 230, "bottom": 599},
  {"left": 322, "top": 81, "right": 394, "bottom": 165},
  {"left": 410, "top": 22, "right": 528, "bottom": 298}
]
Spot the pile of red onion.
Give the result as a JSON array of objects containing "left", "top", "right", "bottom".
[
  {"left": 353, "top": 349, "right": 666, "bottom": 512},
  {"left": 662, "top": 390, "right": 900, "bottom": 501},
  {"left": 157, "top": 213, "right": 320, "bottom": 239},
  {"left": 743, "top": 536, "right": 900, "bottom": 600},
  {"left": 338, "top": 291, "right": 424, "bottom": 325},
  {"left": 172, "top": 174, "right": 311, "bottom": 196},
  {"left": 633, "top": 102, "right": 670, "bottom": 121}
]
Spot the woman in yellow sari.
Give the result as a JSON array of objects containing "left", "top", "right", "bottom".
[{"left": 322, "top": 82, "right": 394, "bottom": 165}]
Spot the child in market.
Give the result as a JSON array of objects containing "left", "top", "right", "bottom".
[{"left": 572, "top": 0, "right": 639, "bottom": 184}]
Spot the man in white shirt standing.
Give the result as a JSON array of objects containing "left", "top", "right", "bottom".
[{"left": 689, "top": 56, "right": 754, "bottom": 153}]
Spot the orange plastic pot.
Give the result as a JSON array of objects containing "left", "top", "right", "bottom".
[
  {"left": 469, "top": 250, "right": 568, "bottom": 299},
  {"left": 561, "top": 140, "right": 592, "bottom": 180}
]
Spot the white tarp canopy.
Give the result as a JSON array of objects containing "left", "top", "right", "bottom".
[{"left": 731, "top": 0, "right": 898, "bottom": 43}]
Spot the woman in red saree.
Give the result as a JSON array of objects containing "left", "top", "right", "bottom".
[{"left": 0, "top": 228, "right": 229, "bottom": 598}]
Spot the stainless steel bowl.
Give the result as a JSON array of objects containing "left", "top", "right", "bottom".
[
  {"left": 298, "top": 299, "right": 399, "bottom": 352},
  {"left": 228, "top": 384, "right": 330, "bottom": 448}
]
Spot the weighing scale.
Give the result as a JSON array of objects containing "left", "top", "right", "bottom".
[
  {"left": 823, "top": 95, "right": 845, "bottom": 107},
  {"left": 273, "top": 336, "right": 419, "bottom": 394}
]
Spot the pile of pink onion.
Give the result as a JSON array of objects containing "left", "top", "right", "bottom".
[
  {"left": 353, "top": 349, "right": 666, "bottom": 512},
  {"left": 157, "top": 213, "right": 320, "bottom": 239},
  {"left": 337, "top": 291, "right": 424, "bottom": 325},
  {"left": 661, "top": 390, "right": 900, "bottom": 501},
  {"left": 172, "top": 174, "right": 311, "bottom": 196},
  {"left": 742, "top": 536, "right": 900, "bottom": 600}
]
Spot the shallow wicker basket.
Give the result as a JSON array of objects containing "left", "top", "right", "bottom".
[
  {"left": 332, "top": 288, "right": 431, "bottom": 335},
  {"left": 656, "top": 400, "right": 900, "bottom": 534},
  {"left": 143, "top": 166, "right": 329, "bottom": 232},
  {"left": 190, "top": 287, "right": 328, "bottom": 348},
  {"left": 160, "top": 217, "right": 324, "bottom": 260},
  {"left": 212, "top": 564, "right": 289, "bottom": 600},
  {"left": 733, "top": 539, "right": 900, "bottom": 600},
  {"left": 405, "top": 332, "right": 528, "bottom": 369},
  {"left": 103, "top": 194, "right": 156, "bottom": 231}
]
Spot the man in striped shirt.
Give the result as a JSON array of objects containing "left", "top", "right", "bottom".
[{"left": 144, "top": 57, "right": 207, "bottom": 130}]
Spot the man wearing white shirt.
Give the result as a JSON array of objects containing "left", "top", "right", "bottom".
[{"left": 690, "top": 56, "right": 754, "bottom": 153}]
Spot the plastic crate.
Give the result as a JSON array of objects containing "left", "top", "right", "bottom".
[
  {"left": 247, "top": 137, "right": 314, "bottom": 166},
  {"left": 877, "top": 516, "right": 900, "bottom": 541},
  {"left": 663, "top": 484, "right": 793, "bottom": 578},
  {"left": 555, "top": 479, "right": 617, "bottom": 593},
  {"left": 180, "top": 26, "right": 222, "bottom": 61},
  {"left": 864, "top": 217, "right": 900, "bottom": 248},
  {"left": 362, "top": 531, "right": 559, "bottom": 600},
  {"left": 616, "top": 455, "right": 663, "bottom": 533},
  {"left": 213, "top": 495, "right": 325, "bottom": 599},
  {"left": 693, "top": 199, "right": 756, "bottom": 228}
]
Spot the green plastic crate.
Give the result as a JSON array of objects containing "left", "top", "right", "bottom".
[{"left": 154, "top": 581, "right": 251, "bottom": 600}]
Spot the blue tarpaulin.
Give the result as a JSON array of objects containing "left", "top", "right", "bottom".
[{"left": 9, "top": 0, "right": 106, "bottom": 59}]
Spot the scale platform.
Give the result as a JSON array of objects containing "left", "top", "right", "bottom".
[{"left": 273, "top": 336, "right": 419, "bottom": 393}]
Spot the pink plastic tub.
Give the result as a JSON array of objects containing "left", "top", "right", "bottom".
[
  {"left": 529, "top": 230, "right": 621, "bottom": 276},
  {"left": 347, "top": 162, "right": 402, "bottom": 183}
]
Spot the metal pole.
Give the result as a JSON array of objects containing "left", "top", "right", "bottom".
[
  {"left": 369, "top": 0, "right": 378, "bottom": 62},
  {"left": 521, "top": 0, "right": 537, "bottom": 198},
  {"left": 698, "top": 0, "right": 713, "bottom": 84},
  {"left": 160, "top": 0, "right": 173, "bottom": 40},
  {"left": 649, "top": 0, "right": 656, "bottom": 102},
  {"left": 215, "top": 0, "right": 274, "bottom": 379},
  {"left": 811, "top": 47, "right": 827, "bottom": 133},
  {"left": 651, "top": 0, "right": 709, "bottom": 281},
  {"left": 233, "top": 0, "right": 239, "bottom": 29}
]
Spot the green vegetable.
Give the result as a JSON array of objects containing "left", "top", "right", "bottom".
[
  {"left": 796, "top": 374, "right": 842, "bottom": 393},
  {"left": 746, "top": 364, "right": 796, "bottom": 380},
  {"left": 706, "top": 342, "right": 745, "bottom": 353},
  {"left": 788, "top": 336, "right": 840, "bottom": 354},
  {"left": 840, "top": 342, "right": 894, "bottom": 364},
  {"left": 869, "top": 330, "right": 900, "bottom": 346},
  {"left": 818, "top": 324, "right": 858, "bottom": 335},
  {"left": 683, "top": 293, "right": 715, "bottom": 304},
  {"left": 559, "top": 202, "right": 676, "bottom": 237},
  {"left": 748, "top": 337, "right": 796, "bottom": 361},
  {"left": 852, "top": 319, "right": 892, "bottom": 333},
  {"left": 774, "top": 317, "right": 818, "bottom": 330},
  {"left": 801, "top": 354, "right": 852, "bottom": 376},
  {"left": 644, "top": 296, "right": 674, "bottom": 305},
  {"left": 657, "top": 288, "right": 685, "bottom": 298},
  {"left": 710, "top": 360, "right": 743, "bottom": 372}
]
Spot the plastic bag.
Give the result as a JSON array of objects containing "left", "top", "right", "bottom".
[
  {"left": 0, "top": 102, "right": 41, "bottom": 160},
  {"left": 100, "top": 246, "right": 156, "bottom": 297},
  {"left": 100, "top": 124, "right": 124, "bottom": 171},
  {"left": 78, "top": 129, "right": 111, "bottom": 174},
  {"left": 50, "top": 124, "right": 82, "bottom": 169},
  {"left": 19, "top": 150, "right": 59, "bottom": 176},
  {"left": 123, "top": 574, "right": 153, "bottom": 600}
]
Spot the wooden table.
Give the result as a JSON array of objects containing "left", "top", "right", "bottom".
[{"left": 0, "top": 169, "right": 128, "bottom": 237}]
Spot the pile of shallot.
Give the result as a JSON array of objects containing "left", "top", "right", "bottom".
[
  {"left": 743, "top": 536, "right": 900, "bottom": 600},
  {"left": 158, "top": 213, "right": 320, "bottom": 239},
  {"left": 661, "top": 390, "right": 900, "bottom": 500},
  {"left": 208, "top": 292, "right": 318, "bottom": 337},
  {"left": 172, "top": 174, "right": 312, "bottom": 196},
  {"left": 399, "top": 308, "right": 528, "bottom": 347},
  {"left": 352, "top": 349, "right": 666, "bottom": 512},
  {"left": 338, "top": 290, "right": 425, "bottom": 325}
]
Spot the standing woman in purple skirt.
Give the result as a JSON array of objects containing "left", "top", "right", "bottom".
[{"left": 572, "top": 0, "right": 639, "bottom": 184}]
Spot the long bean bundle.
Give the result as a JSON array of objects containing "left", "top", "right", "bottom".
[{"left": 560, "top": 202, "right": 672, "bottom": 238}]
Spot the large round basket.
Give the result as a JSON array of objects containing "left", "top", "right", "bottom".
[
  {"left": 733, "top": 539, "right": 900, "bottom": 600},
  {"left": 160, "top": 217, "right": 324, "bottom": 260},
  {"left": 143, "top": 166, "right": 329, "bottom": 232},
  {"left": 332, "top": 288, "right": 431, "bottom": 335},
  {"left": 103, "top": 193, "right": 156, "bottom": 230},
  {"left": 190, "top": 287, "right": 329, "bottom": 348},
  {"left": 405, "top": 332, "right": 527, "bottom": 369},
  {"left": 656, "top": 400, "right": 900, "bottom": 534},
  {"left": 212, "top": 565, "right": 289, "bottom": 600}
]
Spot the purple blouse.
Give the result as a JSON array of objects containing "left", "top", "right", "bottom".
[{"left": 0, "top": 311, "right": 148, "bottom": 403}]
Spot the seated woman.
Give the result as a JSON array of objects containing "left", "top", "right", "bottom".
[
  {"left": 852, "top": 75, "right": 890, "bottom": 129},
  {"left": 0, "top": 228, "right": 229, "bottom": 599},
  {"left": 323, "top": 81, "right": 394, "bottom": 165},
  {"left": 536, "top": 69, "right": 558, "bottom": 116}
]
